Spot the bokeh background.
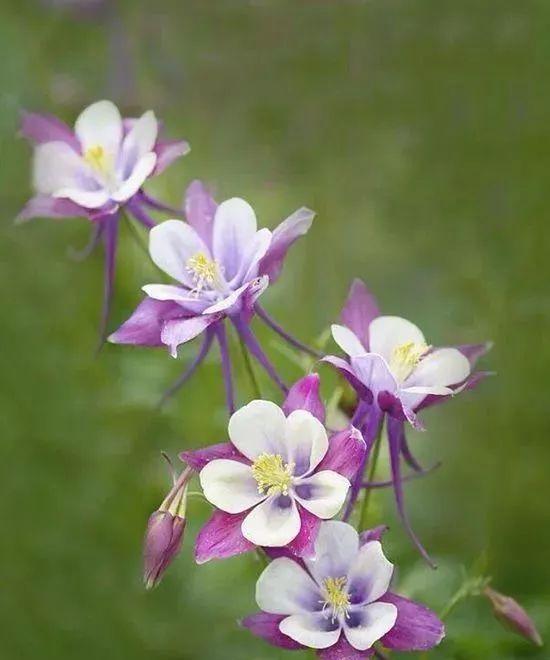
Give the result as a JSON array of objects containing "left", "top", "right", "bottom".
[{"left": 1, "top": 1, "right": 548, "bottom": 658}]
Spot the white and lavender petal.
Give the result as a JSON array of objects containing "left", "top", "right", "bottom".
[
  {"left": 305, "top": 521, "right": 359, "bottom": 586},
  {"left": 283, "top": 409, "right": 329, "bottom": 476},
  {"left": 331, "top": 324, "right": 367, "bottom": 358},
  {"left": 346, "top": 541, "right": 394, "bottom": 606},
  {"left": 200, "top": 459, "right": 265, "bottom": 514},
  {"left": 255, "top": 557, "right": 322, "bottom": 614},
  {"left": 241, "top": 494, "right": 301, "bottom": 546},
  {"left": 279, "top": 613, "right": 341, "bottom": 649},
  {"left": 227, "top": 400, "right": 287, "bottom": 461},
  {"left": 369, "top": 316, "right": 426, "bottom": 364},
  {"left": 343, "top": 602, "right": 398, "bottom": 651},
  {"left": 293, "top": 471, "right": 349, "bottom": 519},
  {"left": 212, "top": 197, "right": 258, "bottom": 281}
]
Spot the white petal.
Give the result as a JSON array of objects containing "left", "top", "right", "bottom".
[
  {"left": 331, "top": 324, "right": 367, "bottom": 357},
  {"left": 256, "top": 557, "right": 322, "bottom": 614},
  {"left": 368, "top": 316, "right": 426, "bottom": 364},
  {"left": 199, "top": 459, "right": 265, "bottom": 514},
  {"left": 305, "top": 521, "right": 359, "bottom": 585},
  {"left": 294, "top": 471, "right": 350, "bottom": 519},
  {"left": 346, "top": 541, "right": 394, "bottom": 605},
  {"left": 53, "top": 187, "right": 110, "bottom": 209},
  {"left": 149, "top": 219, "right": 211, "bottom": 286},
  {"left": 280, "top": 613, "right": 341, "bottom": 649},
  {"left": 112, "top": 152, "right": 157, "bottom": 202},
  {"left": 119, "top": 110, "right": 158, "bottom": 173},
  {"left": 74, "top": 100, "right": 122, "bottom": 156},
  {"left": 142, "top": 284, "right": 192, "bottom": 303},
  {"left": 405, "top": 347, "right": 471, "bottom": 389},
  {"left": 241, "top": 495, "right": 301, "bottom": 546},
  {"left": 231, "top": 227, "right": 272, "bottom": 285},
  {"left": 228, "top": 400, "right": 287, "bottom": 461},
  {"left": 344, "top": 602, "right": 398, "bottom": 651},
  {"left": 33, "top": 142, "right": 88, "bottom": 195},
  {"left": 202, "top": 282, "right": 249, "bottom": 314},
  {"left": 212, "top": 197, "right": 258, "bottom": 281},
  {"left": 283, "top": 409, "right": 329, "bottom": 477}
]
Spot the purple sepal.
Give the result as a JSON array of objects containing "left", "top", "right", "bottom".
[
  {"left": 153, "top": 139, "right": 190, "bottom": 175},
  {"left": 359, "top": 525, "right": 389, "bottom": 546},
  {"left": 317, "top": 635, "right": 374, "bottom": 659},
  {"left": 241, "top": 613, "right": 305, "bottom": 651},
  {"left": 377, "top": 391, "right": 424, "bottom": 431},
  {"left": 16, "top": 195, "right": 89, "bottom": 223},
  {"left": 380, "top": 593, "right": 445, "bottom": 651},
  {"left": 179, "top": 442, "right": 248, "bottom": 472},
  {"left": 282, "top": 373, "right": 325, "bottom": 422},
  {"left": 457, "top": 341, "right": 493, "bottom": 367},
  {"left": 416, "top": 370, "right": 493, "bottom": 412},
  {"left": 108, "top": 297, "right": 182, "bottom": 347},
  {"left": 340, "top": 278, "right": 380, "bottom": 350},
  {"left": 184, "top": 179, "right": 217, "bottom": 245},
  {"left": 322, "top": 355, "right": 373, "bottom": 403},
  {"left": 317, "top": 426, "right": 366, "bottom": 481},
  {"left": 195, "top": 509, "right": 254, "bottom": 564},
  {"left": 258, "top": 206, "right": 315, "bottom": 283},
  {"left": 20, "top": 110, "right": 80, "bottom": 150},
  {"left": 161, "top": 313, "right": 222, "bottom": 358},
  {"left": 284, "top": 505, "right": 321, "bottom": 559},
  {"left": 143, "top": 511, "right": 186, "bottom": 589}
]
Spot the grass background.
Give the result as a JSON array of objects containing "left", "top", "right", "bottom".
[{"left": 1, "top": 1, "right": 548, "bottom": 658}]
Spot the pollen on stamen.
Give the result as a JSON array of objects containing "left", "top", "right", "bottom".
[
  {"left": 322, "top": 577, "right": 350, "bottom": 621},
  {"left": 84, "top": 145, "right": 110, "bottom": 173},
  {"left": 251, "top": 453, "right": 294, "bottom": 497},
  {"left": 390, "top": 341, "right": 431, "bottom": 381},
  {"left": 186, "top": 252, "right": 219, "bottom": 295}
]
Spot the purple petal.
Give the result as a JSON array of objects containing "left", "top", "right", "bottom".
[
  {"left": 282, "top": 373, "right": 325, "bottom": 422},
  {"left": 359, "top": 525, "right": 389, "bottom": 546},
  {"left": 16, "top": 195, "right": 89, "bottom": 223},
  {"left": 317, "top": 634, "right": 374, "bottom": 659},
  {"left": 322, "top": 356, "right": 373, "bottom": 403},
  {"left": 183, "top": 179, "right": 217, "bottom": 247},
  {"left": 108, "top": 297, "right": 183, "bottom": 347},
  {"left": 416, "top": 370, "right": 493, "bottom": 412},
  {"left": 180, "top": 442, "right": 248, "bottom": 472},
  {"left": 380, "top": 593, "right": 445, "bottom": 651},
  {"left": 153, "top": 139, "right": 190, "bottom": 175},
  {"left": 195, "top": 509, "right": 254, "bottom": 564},
  {"left": 258, "top": 206, "right": 315, "bottom": 283},
  {"left": 316, "top": 427, "right": 366, "bottom": 481},
  {"left": 377, "top": 391, "right": 424, "bottom": 431},
  {"left": 20, "top": 111, "right": 80, "bottom": 150},
  {"left": 143, "top": 511, "right": 186, "bottom": 589},
  {"left": 456, "top": 341, "right": 493, "bottom": 367},
  {"left": 161, "top": 314, "right": 222, "bottom": 358},
  {"left": 283, "top": 504, "right": 321, "bottom": 559},
  {"left": 241, "top": 613, "right": 305, "bottom": 650},
  {"left": 340, "top": 279, "right": 380, "bottom": 350}
]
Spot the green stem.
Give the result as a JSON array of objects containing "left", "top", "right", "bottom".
[
  {"left": 358, "top": 427, "right": 383, "bottom": 529},
  {"left": 239, "top": 337, "right": 262, "bottom": 398}
]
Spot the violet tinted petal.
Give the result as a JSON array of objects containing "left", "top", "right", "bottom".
[
  {"left": 16, "top": 195, "right": 89, "bottom": 223},
  {"left": 316, "top": 427, "right": 366, "bottom": 481},
  {"left": 183, "top": 179, "right": 217, "bottom": 246},
  {"left": 282, "top": 504, "right": 322, "bottom": 559},
  {"left": 153, "top": 139, "right": 190, "bottom": 175},
  {"left": 180, "top": 442, "right": 249, "bottom": 472},
  {"left": 340, "top": 279, "right": 380, "bottom": 351},
  {"left": 161, "top": 314, "right": 221, "bottom": 358},
  {"left": 108, "top": 297, "right": 183, "bottom": 347},
  {"left": 415, "top": 370, "right": 493, "bottom": 411},
  {"left": 379, "top": 593, "right": 445, "bottom": 651},
  {"left": 282, "top": 373, "right": 325, "bottom": 422},
  {"left": 456, "top": 341, "right": 493, "bottom": 367},
  {"left": 316, "top": 634, "right": 374, "bottom": 659},
  {"left": 241, "top": 613, "right": 305, "bottom": 650},
  {"left": 20, "top": 111, "right": 80, "bottom": 150},
  {"left": 359, "top": 525, "right": 389, "bottom": 547},
  {"left": 195, "top": 509, "right": 254, "bottom": 564},
  {"left": 322, "top": 356, "right": 373, "bottom": 403}
]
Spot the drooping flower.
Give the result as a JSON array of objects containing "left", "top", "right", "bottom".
[
  {"left": 325, "top": 279, "right": 492, "bottom": 563},
  {"left": 484, "top": 586, "right": 543, "bottom": 647},
  {"left": 242, "top": 521, "right": 445, "bottom": 658},
  {"left": 180, "top": 375, "right": 366, "bottom": 562},
  {"left": 109, "top": 180, "right": 316, "bottom": 409},
  {"left": 18, "top": 100, "right": 189, "bottom": 340}
]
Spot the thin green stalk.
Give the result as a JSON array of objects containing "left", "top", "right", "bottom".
[
  {"left": 358, "top": 427, "right": 383, "bottom": 529},
  {"left": 239, "top": 337, "right": 262, "bottom": 398}
]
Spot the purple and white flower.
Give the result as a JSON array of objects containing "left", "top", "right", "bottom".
[
  {"left": 325, "top": 279, "right": 492, "bottom": 564},
  {"left": 18, "top": 100, "right": 189, "bottom": 340},
  {"left": 243, "top": 521, "right": 445, "bottom": 658},
  {"left": 181, "top": 375, "right": 366, "bottom": 562},
  {"left": 109, "top": 181, "right": 316, "bottom": 408}
]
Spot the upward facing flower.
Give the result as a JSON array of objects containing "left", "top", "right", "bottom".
[
  {"left": 110, "top": 181, "right": 315, "bottom": 409},
  {"left": 243, "top": 521, "right": 445, "bottom": 658}
]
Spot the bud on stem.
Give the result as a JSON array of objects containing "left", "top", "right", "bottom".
[{"left": 484, "top": 586, "right": 542, "bottom": 647}]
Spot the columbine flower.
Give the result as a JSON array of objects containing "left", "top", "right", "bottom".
[
  {"left": 325, "top": 279, "right": 492, "bottom": 564},
  {"left": 143, "top": 466, "right": 192, "bottom": 589},
  {"left": 18, "top": 100, "right": 189, "bottom": 340},
  {"left": 109, "top": 180, "right": 316, "bottom": 409},
  {"left": 484, "top": 587, "right": 542, "bottom": 647},
  {"left": 242, "top": 521, "right": 445, "bottom": 658},
  {"left": 180, "top": 375, "right": 366, "bottom": 562}
]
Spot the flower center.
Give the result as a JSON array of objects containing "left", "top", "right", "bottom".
[
  {"left": 186, "top": 252, "right": 223, "bottom": 295},
  {"left": 322, "top": 577, "right": 350, "bottom": 621},
  {"left": 389, "top": 341, "right": 430, "bottom": 382},
  {"left": 251, "top": 453, "right": 294, "bottom": 496},
  {"left": 84, "top": 145, "right": 113, "bottom": 175}
]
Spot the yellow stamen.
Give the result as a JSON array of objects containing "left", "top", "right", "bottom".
[
  {"left": 389, "top": 341, "right": 430, "bottom": 382},
  {"left": 322, "top": 577, "right": 350, "bottom": 619},
  {"left": 84, "top": 144, "right": 111, "bottom": 174},
  {"left": 186, "top": 252, "right": 220, "bottom": 294},
  {"left": 251, "top": 453, "right": 294, "bottom": 496}
]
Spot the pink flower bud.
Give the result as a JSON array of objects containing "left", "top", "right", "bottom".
[{"left": 484, "top": 587, "right": 542, "bottom": 647}]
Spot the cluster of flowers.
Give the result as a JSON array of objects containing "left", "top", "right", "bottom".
[{"left": 20, "top": 100, "right": 541, "bottom": 657}]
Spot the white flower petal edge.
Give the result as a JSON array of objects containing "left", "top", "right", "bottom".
[
  {"left": 304, "top": 520, "right": 359, "bottom": 585},
  {"left": 33, "top": 142, "right": 87, "bottom": 195},
  {"left": 241, "top": 495, "right": 301, "bottom": 546},
  {"left": 346, "top": 541, "right": 394, "bottom": 604},
  {"left": 331, "top": 324, "right": 367, "bottom": 358},
  {"left": 343, "top": 602, "right": 398, "bottom": 651},
  {"left": 227, "top": 400, "right": 287, "bottom": 461},
  {"left": 294, "top": 471, "right": 350, "bottom": 519},
  {"left": 74, "top": 100, "right": 122, "bottom": 156},
  {"left": 256, "top": 557, "right": 321, "bottom": 614},
  {"left": 280, "top": 613, "right": 341, "bottom": 649},
  {"left": 212, "top": 197, "right": 258, "bottom": 281},
  {"left": 112, "top": 152, "right": 157, "bottom": 202},
  {"left": 369, "top": 316, "right": 426, "bottom": 364},
  {"left": 405, "top": 347, "right": 470, "bottom": 388},
  {"left": 283, "top": 409, "right": 329, "bottom": 476},
  {"left": 199, "top": 459, "right": 265, "bottom": 514}
]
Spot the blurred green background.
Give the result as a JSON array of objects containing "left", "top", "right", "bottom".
[{"left": 1, "top": 1, "right": 548, "bottom": 658}]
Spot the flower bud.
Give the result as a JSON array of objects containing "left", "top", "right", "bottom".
[
  {"left": 143, "top": 469, "right": 190, "bottom": 589},
  {"left": 484, "top": 586, "right": 542, "bottom": 647}
]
